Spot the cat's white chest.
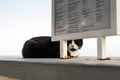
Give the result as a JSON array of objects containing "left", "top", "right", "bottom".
[{"left": 69, "top": 50, "right": 80, "bottom": 57}]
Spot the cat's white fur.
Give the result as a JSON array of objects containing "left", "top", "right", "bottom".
[{"left": 68, "top": 40, "right": 80, "bottom": 57}]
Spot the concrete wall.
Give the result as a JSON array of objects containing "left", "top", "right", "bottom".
[{"left": 0, "top": 57, "right": 120, "bottom": 80}]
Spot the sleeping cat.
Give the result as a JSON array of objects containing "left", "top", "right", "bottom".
[{"left": 22, "top": 36, "right": 83, "bottom": 58}]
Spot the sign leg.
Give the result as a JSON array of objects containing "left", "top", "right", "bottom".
[
  {"left": 60, "top": 40, "right": 68, "bottom": 59},
  {"left": 97, "top": 37, "right": 110, "bottom": 60}
]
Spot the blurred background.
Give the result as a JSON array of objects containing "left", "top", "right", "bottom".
[{"left": 0, "top": 0, "right": 120, "bottom": 57}]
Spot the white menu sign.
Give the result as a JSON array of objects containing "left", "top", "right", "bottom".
[
  {"left": 52, "top": 0, "right": 120, "bottom": 59},
  {"left": 54, "top": 0, "right": 110, "bottom": 35}
]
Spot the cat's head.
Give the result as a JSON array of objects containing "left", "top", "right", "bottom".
[{"left": 67, "top": 39, "right": 83, "bottom": 57}]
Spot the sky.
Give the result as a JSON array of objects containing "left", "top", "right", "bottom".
[
  {"left": 0, "top": 0, "right": 51, "bottom": 56},
  {"left": 0, "top": 0, "right": 120, "bottom": 58}
]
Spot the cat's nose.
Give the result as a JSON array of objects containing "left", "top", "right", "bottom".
[{"left": 71, "top": 45, "right": 74, "bottom": 48}]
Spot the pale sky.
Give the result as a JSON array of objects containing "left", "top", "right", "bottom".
[
  {"left": 0, "top": 0, "right": 120, "bottom": 58},
  {"left": 0, "top": 0, "right": 51, "bottom": 56}
]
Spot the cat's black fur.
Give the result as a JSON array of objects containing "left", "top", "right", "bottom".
[{"left": 22, "top": 36, "right": 83, "bottom": 58}]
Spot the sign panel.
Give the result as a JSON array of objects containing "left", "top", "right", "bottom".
[
  {"left": 52, "top": 0, "right": 119, "bottom": 41},
  {"left": 55, "top": 0, "right": 110, "bottom": 35}
]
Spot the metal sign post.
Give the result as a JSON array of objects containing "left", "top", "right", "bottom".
[
  {"left": 97, "top": 37, "right": 110, "bottom": 60},
  {"left": 60, "top": 40, "right": 67, "bottom": 59}
]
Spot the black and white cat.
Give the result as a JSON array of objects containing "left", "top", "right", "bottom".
[{"left": 22, "top": 36, "right": 83, "bottom": 58}]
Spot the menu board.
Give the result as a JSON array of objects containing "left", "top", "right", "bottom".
[{"left": 54, "top": 0, "right": 110, "bottom": 35}]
